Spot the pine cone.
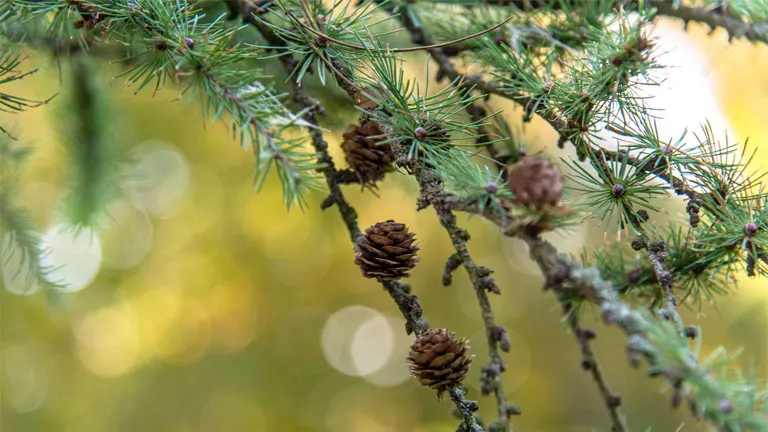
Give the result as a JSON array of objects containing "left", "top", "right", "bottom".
[
  {"left": 341, "top": 122, "right": 394, "bottom": 187},
  {"left": 355, "top": 220, "right": 419, "bottom": 280},
  {"left": 407, "top": 328, "right": 472, "bottom": 398},
  {"left": 506, "top": 156, "right": 563, "bottom": 209}
]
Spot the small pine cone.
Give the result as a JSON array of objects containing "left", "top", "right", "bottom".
[
  {"left": 506, "top": 157, "right": 564, "bottom": 209},
  {"left": 355, "top": 220, "right": 419, "bottom": 280},
  {"left": 341, "top": 122, "right": 394, "bottom": 186},
  {"left": 407, "top": 328, "right": 473, "bottom": 398}
]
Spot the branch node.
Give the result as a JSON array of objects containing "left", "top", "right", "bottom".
[
  {"left": 442, "top": 253, "right": 463, "bottom": 286},
  {"left": 491, "top": 325, "right": 511, "bottom": 352},
  {"left": 320, "top": 195, "right": 336, "bottom": 210}
]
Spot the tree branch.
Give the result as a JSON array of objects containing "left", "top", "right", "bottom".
[
  {"left": 646, "top": 238, "right": 685, "bottom": 336},
  {"left": 649, "top": 0, "right": 768, "bottom": 44},
  {"left": 420, "top": 0, "right": 768, "bottom": 45}
]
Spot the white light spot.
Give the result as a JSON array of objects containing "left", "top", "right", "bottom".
[
  {"left": 40, "top": 225, "right": 101, "bottom": 292},
  {"left": 321, "top": 306, "right": 384, "bottom": 376},
  {"left": 362, "top": 317, "right": 412, "bottom": 387},
  {"left": 122, "top": 140, "right": 190, "bottom": 219},
  {"left": 100, "top": 200, "right": 153, "bottom": 270},
  {"left": 1, "top": 233, "right": 41, "bottom": 296},
  {"left": 350, "top": 315, "right": 393, "bottom": 376}
]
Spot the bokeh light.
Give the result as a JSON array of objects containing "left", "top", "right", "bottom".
[
  {"left": 322, "top": 306, "right": 398, "bottom": 377},
  {"left": 40, "top": 224, "right": 102, "bottom": 292},
  {"left": 74, "top": 306, "right": 139, "bottom": 377},
  {"left": 99, "top": 200, "right": 153, "bottom": 270},
  {"left": 361, "top": 317, "right": 413, "bottom": 388},
  {"left": 349, "top": 313, "right": 394, "bottom": 376},
  {"left": 122, "top": 140, "right": 191, "bottom": 219}
]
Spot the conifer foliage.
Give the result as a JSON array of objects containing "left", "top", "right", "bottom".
[{"left": 3, "top": 0, "right": 768, "bottom": 430}]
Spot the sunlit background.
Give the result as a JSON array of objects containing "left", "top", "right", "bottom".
[{"left": 2, "top": 14, "right": 768, "bottom": 432}]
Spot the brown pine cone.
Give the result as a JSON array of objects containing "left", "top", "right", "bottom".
[
  {"left": 354, "top": 220, "right": 419, "bottom": 280},
  {"left": 407, "top": 328, "right": 472, "bottom": 398},
  {"left": 506, "top": 156, "right": 563, "bottom": 209},
  {"left": 341, "top": 122, "right": 394, "bottom": 187}
]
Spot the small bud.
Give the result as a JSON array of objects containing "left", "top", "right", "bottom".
[
  {"left": 153, "top": 40, "right": 168, "bottom": 51},
  {"left": 316, "top": 35, "right": 330, "bottom": 47},
  {"left": 488, "top": 421, "right": 507, "bottom": 432},
  {"left": 745, "top": 223, "right": 759, "bottom": 237},
  {"left": 414, "top": 126, "right": 428, "bottom": 141},
  {"left": 579, "top": 91, "right": 590, "bottom": 102},
  {"left": 581, "top": 359, "right": 593, "bottom": 370},
  {"left": 484, "top": 181, "right": 499, "bottom": 194},
  {"left": 467, "top": 400, "right": 479, "bottom": 412},
  {"left": 499, "top": 331, "right": 511, "bottom": 352},
  {"left": 490, "top": 325, "right": 510, "bottom": 352},
  {"left": 607, "top": 394, "right": 622, "bottom": 408},
  {"left": 631, "top": 235, "right": 647, "bottom": 251},
  {"left": 612, "top": 183, "right": 626, "bottom": 198},
  {"left": 505, "top": 404, "right": 522, "bottom": 416},
  {"left": 627, "top": 269, "right": 641, "bottom": 284},
  {"left": 670, "top": 384, "right": 683, "bottom": 409},
  {"left": 636, "top": 209, "right": 649, "bottom": 222},
  {"left": 719, "top": 399, "right": 733, "bottom": 414},
  {"left": 661, "top": 145, "right": 674, "bottom": 155},
  {"left": 542, "top": 82, "right": 553, "bottom": 93},
  {"left": 659, "top": 271, "right": 673, "bottom": 285},
  {"left": 648, "top": 240, "right": 666, "bottom": 254},
  {"left": 184, "top": 38, "right": 195, "bottom": 49},
  {"left": 580, "top": 328, "right": 597, "bottom": 340}
]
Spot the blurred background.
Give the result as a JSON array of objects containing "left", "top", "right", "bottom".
[{"left": 2, "top": 9, "right": 768, "bottom": 432}]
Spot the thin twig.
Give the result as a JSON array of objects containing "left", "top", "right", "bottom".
[
  {"left": 425, "top": 0, "right": 768, "bottom": 45},
  {"left": 565, "top": 311, "right": 627, "bottom": 431},
  {"left": 286, "top": 10, "right": 514, "bottom": 53},
  {"left": 450, "top": 388, "right": 484, "bottom": 432},
  {"left": 646, "top": 239, "right": 685, "bottom": 336}
]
